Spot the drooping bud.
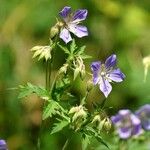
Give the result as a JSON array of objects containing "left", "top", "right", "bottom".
[
  {"left": 50, "top": 25, "right": 59, "bottom": 39},
  {"left": 73, "top": 68, "right": 80, "bottom": 80},
  {"left": 103, "top": 118, "right": 112, "bottom": 131},
  {"left": 92, "top": 115, "right": 101, "bottom": 124},
  {"left": 59, "top": 63, "right": 68, "bottom": 74},
  {"left": 97, "top": 118, "right": 106, "bottom": 131},
  {"left": 80, "top": 64, "right": 86, "bottom": 80},
  {"left": 69, "top": 105, "right": 87, "bottom": 122},
  {"left": 86, "top": 80, "right": 93, "bottom": 92},
  {"left": 30, "top": 46, "right": 52, "bottom": 61},
  {"left": 73, "top": 57, "right": 86, "bottom": 80}
]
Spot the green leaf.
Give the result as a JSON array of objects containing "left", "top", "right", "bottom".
[
  {"left": 42, "top": 100, "right": 68, "bottom": 120},
  {"left": 81, "top": 54, "right": 92, "bottom": 59},
  {"left": 42, "top": 100, "right": 59, "bottom": 120},
  {"left": 82, "top": 133, "right": 91, "bottom": 150},
  {"left": 51, "top": 119, "right": 70, "bottom": 134},
  {"left": 85, "top": 126, "right": 109, "bottom": 149},
  {"left": 75, "top": 45, "right": 86, "bottom": 55},
  {"left": 18, "top": 83, "right": 50, "bottom": 100},
  {"left": 57, "top": 43, "right": 70, "bottom": 54},
  {"left": 70, "top": 39, "right": 77, "bottom": 54}
]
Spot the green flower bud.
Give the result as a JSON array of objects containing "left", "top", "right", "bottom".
[
  {"left": 50, "top": 25, "right": 59, "bottom": 39},
  {"left": 98, "top": 118, "right": 106, "bottom": 131},
  {"left": 73, "top": 57, "right": 86, "bottom": 80},
  {"left": 69, "top": 105, "right": 87, "bottom": 122},
  {"left": 103, "top": 118, "right": 112, "bottom": 131},
  {"left": 87, "top": 80, "right": 93, "bottom": 92}
]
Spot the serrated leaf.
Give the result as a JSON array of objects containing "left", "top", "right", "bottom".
[
  {"left": 75, "top": 45, "right": 86, "bottom": 55},
  {"left": 18, "top": 83, "right": 49, "bottom": 100},
  {"left": 81, "top": 55, "right": 92, "bottom": 59},
  {"left": 82, "top": 134, "right": 91, "bottom": 150},
  {"left": 70, "top": 39, "right": 77, "bottom": 53},
  {"left": 51, "top": 119, "right": 69, "bottom": 134},
  {"left": 57, "top": 43, "right": 70, "bottom": 54},
  {"left": 42, "top": 101, "right": 59, "bottom": 120},
  {"left": 42, "top": 100, "right": 67, "bottom": 120},
  {"left": 85, "top": 126, "right": 109, "bottom": 149}
]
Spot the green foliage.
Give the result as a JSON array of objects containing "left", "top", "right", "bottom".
[
  {"left": 18, "top": 82, "right": 50, "bottom": 100},
  {"left": 52, "top": 76, "right": 71, "bottom": 101},
  {"left": 83, "top": 126, "right": 109, "bottom": 149},
  {"left": 81, "top": 133, "right": 91, "bottom": 150},
  {"left": 58, "top": 39, "right": 91, "bottom": 61},
  {"left": 42, "top": 99, "right": 68, "bottom": 120},
  {"left": 42, "top": 100, "right": 60, "bottom": 120},
  {"left": 51, "top": 119, "right": 70, "bottom": 134}
]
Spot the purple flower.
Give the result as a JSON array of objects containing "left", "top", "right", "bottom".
[
  {"left": 111, "top": 110, "right": 142, "bottom": 139},
  {"left": 0, "top": 140, "right": 7, "bottom": 150},
  {"left": 91, "top": 54, "right": 125, "bottom": 97},
  {"left": 135, "top": 104, "right": 150, "bottom": 131},
  {"left": 59, "top": 6, "right": 88, "bottom": 43}
]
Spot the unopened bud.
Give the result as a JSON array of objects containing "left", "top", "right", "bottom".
[
  {"left": 92, "top": 115, "right": 101, "bottom": 124},
  {"left": 98, "top": 118, "right": 106, "bottom": 131},
  {"left": 30, "top": 46, "right": 52, "bottom": 61},
  {"left": 80, "top": 65, "right": 86, "bottom": 80},
  {"left": 69, "top": 105, "right": 87, "bottom": 122},
  {"left": 104, "top": 118, "right": 112, "bottom": 131},
  {"left": 74, "top": 68, "right": 80, "bottom": 80},
  {"left": 59, "top": 64, "right": 68, "bottom": 74},
  {"left": 50, "top": 25, "right": 59, "bottom": 39},
  {"left": 87, "top": 80, "right": 93, "bottom": 92},
  {"left": 69, "top": 106, "right": 79, "bottom": 114}
]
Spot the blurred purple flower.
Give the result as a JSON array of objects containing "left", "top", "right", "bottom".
[
  {"left": 91, "top": 54, "right": 125, "bottom": 97},
  {"left": 135, "top": 104, "right": 150, "bottom": 131},
  {"left": 111, "top": 110, "right": 142, "bottom": 139},
  {"left": 59, "top": 6, "right": 88, "bottom": 43},
  {"left": 0, "top": 139, "right": 7, "bottom": 150}
]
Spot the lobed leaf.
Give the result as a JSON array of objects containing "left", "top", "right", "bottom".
[
  {"left": 51, "top": 119, "right": 70, "bottom": 134},
  {"left": 42, "top": 100, "right": 59, "bottom": 120},
  {"left": 18, "top": 82, "right": 49, "bottom": 100}
]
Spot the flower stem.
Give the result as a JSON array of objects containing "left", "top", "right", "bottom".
[{"left": 62, "top": 139, "right": 69, "bottom": 150}]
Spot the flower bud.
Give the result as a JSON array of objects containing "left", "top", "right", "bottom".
[
  {"left": 30, "top": 46, "right": 52, "bottom": 61},
  {"left": 80, "top": 64, "right": 86, "bottom": 80},
  {"left": 92, "top": 115, "right": 101, "bottom": 124},
  {"left": 87, "top": 80, "right": 93, "bottom": 92},
  {"left": 59, "top": 64, "right": 68, "bottom": 74},
  {"left": 103, "top": 118, "right": 112, "bottom": 131},
  {"left": 50, "top": 25, "right": 59, "bottom": 39},
  {"left": 74, "top": 68, "right": 80, "bottom": 80},
  {"left": 98, "top": 118, "right": 106, "bottom": 131},
  {"left": 69, "top": 105, "right": 87, "bottom": 122}
]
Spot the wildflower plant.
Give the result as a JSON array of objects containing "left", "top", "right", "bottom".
[{"left": 18, "top": 6, "right": 127, "bottom": 149}]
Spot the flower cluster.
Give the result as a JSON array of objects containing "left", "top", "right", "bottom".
[{"left": 111, "top": 104, "right": 150, "bottom": 139}]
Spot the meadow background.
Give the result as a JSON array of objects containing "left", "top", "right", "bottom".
[{"left": 0, "top": 0, "right": 150, "bottom": 149}]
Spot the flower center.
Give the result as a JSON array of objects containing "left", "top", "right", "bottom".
[{"left": 100, "top": 64, "right": 106, "bottom": 77}]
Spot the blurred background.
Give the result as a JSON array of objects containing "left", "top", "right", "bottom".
[{"left": 0, "top": 0, "right": 150, "bottom": 149}]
